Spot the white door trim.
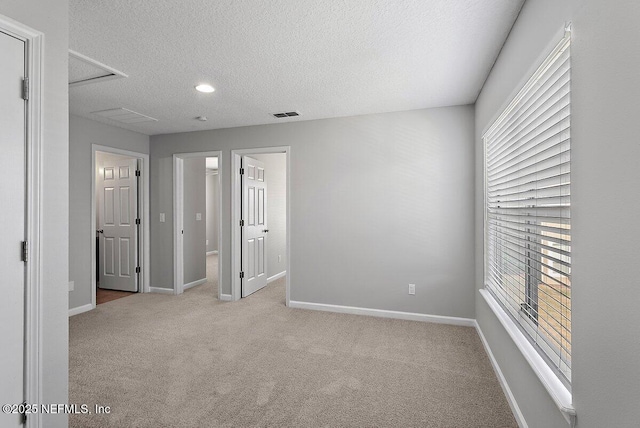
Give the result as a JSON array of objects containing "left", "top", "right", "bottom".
[
  {"left": 231, "top": 147, "right": 291, "bottom": 305},
  {"left": 173, "top": 151, "right": 223, "bottom": 297},
  {"left": 91, "top": 145, "right": 151, "bottom": 307},
  {"left": 0, "top": 13, "right": 44, "bottom": 428}
]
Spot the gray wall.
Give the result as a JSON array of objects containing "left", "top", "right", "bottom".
[
  {"left": 475, "top": 0, "right": 640, "bottom": 427},
  {"left": 3, "top": 1, "right": 69, "bottom": 426},
  {"left": 151, "top": 106, "right": 475, "bottom": 317},
  {"left": 183, "top": 158, "right": 207, "bottom": 284},
  {"left": 253, "top": 153, "right": 287, "bottom": 278},
  {"left": 206, "top": 171, "right": 219, "bottom": 253},
  {"left": 69, "top": 115, "right": 149, "bottom": 310}
]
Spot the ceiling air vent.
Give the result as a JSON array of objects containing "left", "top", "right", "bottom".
[
  {"left": 91, "top": 108, "right": 158, "bottom": 124},
  {"left": 272, "top": 111, "right": 301, "bottom": 118},
  {"left": 69, "top": 50, "right": 128, "bottom": 87}
]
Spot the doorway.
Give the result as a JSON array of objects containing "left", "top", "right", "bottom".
[
  {"left": 231, "top": 147, "right": 290, "bottom": 304},
  {"left": 173, "top": 151, "right": 223, "bottom": 298},
  {"left": 91, "top": 145, "right": 150, "bottom": 308},
  {"left": 205, "top": 157, "right": 220, "bottom": 294}
]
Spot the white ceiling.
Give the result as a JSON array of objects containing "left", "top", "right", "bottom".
[
  {"left": 206, "top": 157, "right": 218, "bottom": 170},
  {"left": 69, "top": 0, "right": 524, "bottom": 136}
]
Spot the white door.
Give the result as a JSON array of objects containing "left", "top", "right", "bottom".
[
  {"left": 0, "top": 30, "right": 27, "bottom": 427},
  {"left": 98, "top": 155, "right": 138, "bottom": 292},
  {"left": 242, "top": 156, "right": 268, "bottom": 297}
]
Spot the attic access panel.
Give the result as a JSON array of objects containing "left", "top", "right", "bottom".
[{"left": 69, "top": 50, "right": 128, "bottom": 87}]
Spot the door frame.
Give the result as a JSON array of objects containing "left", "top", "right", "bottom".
[
  {"left": 0, "top": 13, "right": 44, "bottom": 428},
  {"left": 91, "top": 145, "right": 150, "bottom": 306},
  {"left": 173, "top": 151, "right": 223, "bottom": 297},
  {"left": 231, "top": 147, "right": 291, "bottom": 305}
]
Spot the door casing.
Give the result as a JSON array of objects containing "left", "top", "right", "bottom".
[{"left": 173, "top": 151, "right": 223, "bottom": 297}]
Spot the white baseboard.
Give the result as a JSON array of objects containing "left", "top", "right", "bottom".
[
  {"left": 475, "top": 320, "right": 528, "bottom": 428},
  {"left": 69, "top": 303, "right": 93, "bottom": 317},
  {"left": 288, "top": 300, "right": 475, "bottom": 327},
  {"left": 183, "top": 278, "right": 207, "bottom": 291},
  {"left": 267, "top": 270, "right": 286, "bottom": 283},
  {"left": 219, "top": 293, "right": 233, "bottom": 301},
  {"left": 149, "top": 287, "right": 174, "bottom": 295},
  {"left": 206, "top": 250, "right": 218, "bottom": 256}
]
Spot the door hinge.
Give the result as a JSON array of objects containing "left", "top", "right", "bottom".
[
  {"left": 239, "top": 219, "right": 244, "bottom": 227},
  {"left": 135, "top": 218, "right": 141, "bottom": 225},
  {"left": 239, "top": 168, "right": 245, "bottom": 175},
  {"left": 21, "top": 406, "right": 27, "bottom": 424},
  {"left": 22, "top": 78, "right": 29, "bottom": 101},
  {"left": 239, "top": 271, "right": 244, "bottom": 279},
  {"left": 135, "top": 169, "right": 141, "bottom": 177},
  {"left": 21, "top": 241, "right": 28, "bottom": 263},
  {"left": 135, "top": 266, "right": 141, "bottom": 274}
]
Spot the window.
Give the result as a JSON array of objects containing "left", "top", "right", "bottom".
[{"left": 484, "top": 34, "right": 571, "bottom": 386}]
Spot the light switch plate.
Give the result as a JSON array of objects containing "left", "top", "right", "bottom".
[
  {"left": 69, "top": 281, "right": 74, "bottom": 292},
  {"left": 409, "top": 284, "right": 416, "bottom": 295},
  {"left": 196, "top": 213, "right": 202, "bottom": 221},
  {"left": 160, "top": 213, "right": 165, "bottom": 223}
]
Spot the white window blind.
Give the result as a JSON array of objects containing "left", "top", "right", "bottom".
[{"left": 484, "top": 33, "right": 571, "bottom": 385}]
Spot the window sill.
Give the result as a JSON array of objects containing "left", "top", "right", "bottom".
[{"left": 479, "top": 289, "right": 576, "bottom": 426}]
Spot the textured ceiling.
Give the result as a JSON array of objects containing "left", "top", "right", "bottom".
[{"left": 69, "top": 0, "right": 524, "bottom": 135}]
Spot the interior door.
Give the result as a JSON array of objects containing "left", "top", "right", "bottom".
[
  {"left": 0, "top": 30, "right": 27, "bottom": 428},
  {"left": 242, "top": 156, "right": 268, "bottom": 297},
  {"left": 98, "top": 155, "right": 138, "bottom": 292}
]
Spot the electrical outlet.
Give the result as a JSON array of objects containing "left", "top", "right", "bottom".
[
  {"left": 278, "top": 255, "right": 282, "bottom": 263},
  {"left": 408, "top": 284, "right": 415, "bottom": 295},
  {"left": 160, "top": 213, "right": 165, "bottom": 223},
  {"left": 196, "top": 213, "right": 202, "bottom": 221}
]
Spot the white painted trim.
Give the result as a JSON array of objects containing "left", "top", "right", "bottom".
[
  {"left": 479, "top": 289, "right": 575, "bottom": 425},
  {"left": 0, "top": 14, "right": 45, "bottom": 427},
  {"left": 285, "top": 148, "right": 291, "bottom": 307},
  {"left": 231, "top": 147, "right": 291, "bottom": 305},
  {"left": 173, "top": 155, "right": 184, "bottom": 295},
  {"left": 173, "top": 151, "right": 223, "bottom": 299},
  {"left": 267, "top": 270, "right": 286, "bottom": 283},
  {"left": 219, "top": 293, "right": 233, "bottom": 301},
  {"left": 288, "top": 301, "right": 476, "bottom": 327},
  {"left": 231, "top": 153, "right": 241, "bottom": 302},
  {"left": 91, "top": 145, "right": 151, "bottom": 308},
  {"left": 183, "top": 277, "right": 207, "bottom": 291},
  {"left": 475, "top": 320, "right": 528, "bottom": 428},
  {"left": 149, "top": 287, "right": 174, "bottom": 295},
  {"left": 68, "top": 303, "right": 94, "bottom": 317},
  {"left": 206, "top": 250, "right": 218, "bottom": 256}
]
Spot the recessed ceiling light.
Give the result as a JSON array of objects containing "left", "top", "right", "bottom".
[{"left": 195, "top": 84, "right": 215, "bottom": 93}]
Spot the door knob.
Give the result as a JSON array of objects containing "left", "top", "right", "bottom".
[
  {"left": 96, "top": 229, "right": 104, "bottom": 234},
  {"left": 262, "top": 229, "right": 269, "bottom": 233}
]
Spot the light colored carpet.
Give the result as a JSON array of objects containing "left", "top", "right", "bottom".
[{"left": 69, "top": 255, "right": 516, "bottom": 427}]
